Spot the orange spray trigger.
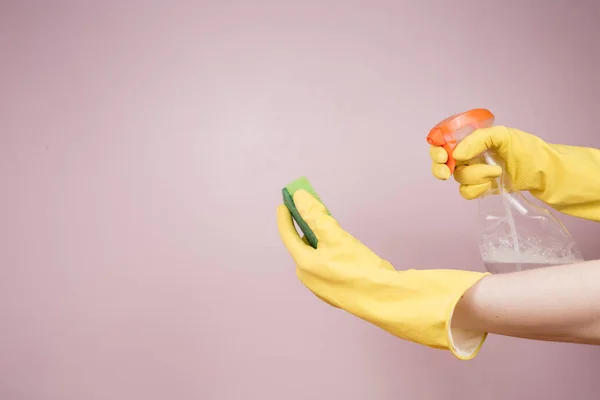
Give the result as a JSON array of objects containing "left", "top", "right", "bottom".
[{"left": 426, "top": 108, "right": 495, "bottom": 175}]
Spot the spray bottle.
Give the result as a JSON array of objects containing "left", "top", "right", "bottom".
[{"left": 426, "top": 109, "right": 584, "bottom": 274}]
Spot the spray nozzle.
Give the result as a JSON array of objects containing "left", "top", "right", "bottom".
[
  {"left": 426, "top": 108, "right": 495, "bottom": 174},
  {"left": 426, "top": 128, "right": 445, "bottom": 146}
]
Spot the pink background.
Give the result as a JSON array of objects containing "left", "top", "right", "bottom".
[{"left": 2, "top": 1, "right": 600, "bottom": 399}]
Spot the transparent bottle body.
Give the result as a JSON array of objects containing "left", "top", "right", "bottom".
[{"left": 476, "top": 151, "right": 584, "bottom": 274}]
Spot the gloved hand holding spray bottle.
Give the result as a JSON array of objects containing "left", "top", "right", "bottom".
[{"left": 427, "top": 109, "right": 584, "bottom": 274}]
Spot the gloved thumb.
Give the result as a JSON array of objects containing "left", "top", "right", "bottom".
[
  {"left": 453, "top": 126, "right": 511, "bottom": 161},
  {"left": 293, "top": 190, "right": 343, "bottom": 244}
]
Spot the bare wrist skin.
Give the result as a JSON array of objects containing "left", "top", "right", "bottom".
[{"left": 451, "top": 262, "right": 600, "bottom": 345}]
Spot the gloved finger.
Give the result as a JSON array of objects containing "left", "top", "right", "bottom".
[
  {"left": 456, "top": 154, "right": 486, "bottom": 167},
  {"left": 454, "top": 164, "right": 502, "bottom": 185},
  {"left": 453, "top": 126, "right": 510, "bottom": 161},
  {"left": 277, "top": 204, "right": 311, "bottom": 257},
  {"left": 458, "top": 182, "right": 492, "bottom": 200},
  {"left": 431, "top": 162, "right": 451, "bottom": 180},
  {"left": 429, "top": 145, "right": 448, "bottom": 163},
  {"left": 293, "top": 189, "right": 342, "bottom": 243}
]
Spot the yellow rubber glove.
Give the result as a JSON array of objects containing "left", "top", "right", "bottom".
[
  {"left": 430, "top": 125, "right": 600, "bottom": 222},
  {"left": 277, "top": 189, "right": 490, "bottom": 360}
]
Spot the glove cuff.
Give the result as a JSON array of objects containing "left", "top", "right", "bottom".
[
  {"left": 357, "top": 269, "right": 490, "bottom": 360},
  {"left": 447, "top": 305, "right": 487, "bottom": 360},
  {"left": 446, "top": 272, "right": 490, "bottom": 360}
]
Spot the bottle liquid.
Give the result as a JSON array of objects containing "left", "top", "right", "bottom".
[{"left": 426, "top": 109, "right": 584, "bottom": 274}]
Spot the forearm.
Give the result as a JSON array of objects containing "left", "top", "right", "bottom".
[
  {"left": 537, "top": 144, "right": 600, "bottom": 222},
  {"left": 452, "top": 260, "right": 600, "bottom": 344}
]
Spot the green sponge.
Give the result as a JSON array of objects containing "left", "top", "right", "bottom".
[{"left": 282, "top": 176, "right": 329, "bottom": 249}]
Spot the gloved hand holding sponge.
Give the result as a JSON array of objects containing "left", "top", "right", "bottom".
[
  {"left": 277, "top": 119, "right": 600, "bottom": 360},
  {"left": 277, "top": 181, "right": 489, "bottom": 360}
]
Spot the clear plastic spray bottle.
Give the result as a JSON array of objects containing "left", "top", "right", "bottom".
[{"left": 427, "top": 109, "right": 584, "bottom": 274}]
